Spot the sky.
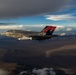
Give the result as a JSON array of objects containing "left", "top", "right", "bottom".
[{"left": 0, "top": 0, "right": 76, "bottom": 32}]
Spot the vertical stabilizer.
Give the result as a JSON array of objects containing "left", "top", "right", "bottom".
[{"left": 39, "top": 26, "right": 56, "bottom": 35}]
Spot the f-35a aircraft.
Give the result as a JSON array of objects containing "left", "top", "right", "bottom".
[{"left": 1, "top": 26, "right": 59, "bottom": 40}]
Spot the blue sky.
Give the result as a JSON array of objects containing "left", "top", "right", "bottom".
[{"left": 0, "top": 0, "right": 76, "bottom": 32}]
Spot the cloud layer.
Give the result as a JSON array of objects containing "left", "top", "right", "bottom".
[
  {"left": 0, "top": 0, "right": 68, "bottom": 18},
  {"left": 46, "top": 14, "right": 76, "bottom": 21},
  {"left": 0, "top": 25, "right": 23, "bottom": 29},
  {"left": 0, "top": 24, "right": 75, "bottom": 32}
]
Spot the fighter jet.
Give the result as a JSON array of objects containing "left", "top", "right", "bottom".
[{"left": 1, "top": 26, "right": 58, "bottom": 40}]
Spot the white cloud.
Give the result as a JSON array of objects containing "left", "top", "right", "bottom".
[
  {"left": 21, "top": 24, "right": 65, "bottom": 31},
  {"left": 55, "top": 25, "right": 65, "bottom": 31},
  {"left": 0, "top": 25, "right": 23, "bottom": 29},
  {"left": 66, "top": 28, "right": 72, "bottom": 31},
  {"left": 5, "top": 24, "right": 64, "bottom": 32},
  {"left": 32, "top": 68, "right": 56, "bottom": 75},
  {"left": 60, "top": 33, "right": 66, "bottom": 36},
  {"left": 55, "top": 26, "right": 73, "bottom": 31},
  {"left": 20, "top": 24, "right": 75, "bottom": 32},
  {"left": 0, "top": 24, "right": 75, "bottom": 32},
  {"left": 45, "top": 14, "right": 76, "bottom": 21}
]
